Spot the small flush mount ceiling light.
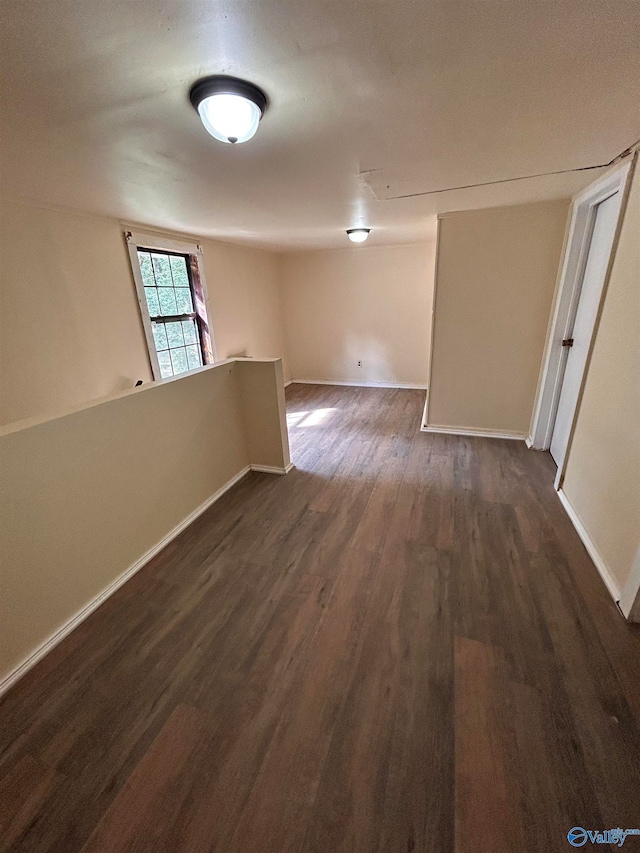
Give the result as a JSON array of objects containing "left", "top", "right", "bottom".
[
  {"left": 346, "top": 228, "right": 371, "bottom": 243},
  {"left": 189, "top": 76, "right": 268, "bottom": 144}
]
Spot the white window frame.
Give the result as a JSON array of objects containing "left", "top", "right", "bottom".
[{"left": 125, "top": 230, "right": 218, "bottom": 380}]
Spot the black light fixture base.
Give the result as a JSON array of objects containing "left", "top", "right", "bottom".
[{"left": 189, "top": 76, "right": 268, "bottom": 117}]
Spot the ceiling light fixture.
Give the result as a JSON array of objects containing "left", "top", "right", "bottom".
[
  {"left": 346, "top": 228, "right": 371, "bottom": 243},
  {"left": 189, "top": 76, "right": 268, "bottom": 144}
]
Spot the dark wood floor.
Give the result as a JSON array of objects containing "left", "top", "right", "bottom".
[{"left": 1, "top": 384, "right": 640, "bottom": 853}]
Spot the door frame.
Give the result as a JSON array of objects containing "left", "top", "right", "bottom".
[{"left": 528, "top": 160, "right": 632, "bottom": 490}]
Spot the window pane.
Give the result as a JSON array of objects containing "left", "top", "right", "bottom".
[
  {"left": 144, "top": 287, "right": 160, "bottom": 316},
  {"left": 182, "top": 319, "right": 198, "bottom": 345},
  {"left": 157, "top": 350, "right": 173, "bottom": 378},
  {"left": 157, "top": 288, "right": 178, "bottom": 316},
  {"left": 151, "top": 253, "right": 172, "bottom": 287},
  {"left": 152, "top": 322, "right": 168, "bottom": 351},
  {"left": 175, "top": 288, "right": 193, "bottom": 314},
  {"left": 138, "top": 251, "right": 155, "bottom": 286},
  {"left": 186, "top": 344, "right": 202, "bottom": 370},
  {"left": 137, "top": 248, "right": 205, "bottom": 380},
  {"left": 165, "top": 321, "right": 185, "bottom": 348},
  {"left": 170, "top": 255, "right": 190, "bottom": 287},
  {"left": 170, "top": 347, "right": 189, "bottom": 375}
]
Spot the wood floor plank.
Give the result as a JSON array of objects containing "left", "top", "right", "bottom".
[
  {"left": 227, "top": 546, "right": 378, "bottom": 853},
  {"left": 80, "top": 703, "right": 205, "bottom": 853},
  {"left": 1, "top": 384, "right": 639, "bottom": 852},
  {"left": 0, "top": 755, "right": 62, "bottom": 852},
  {"left": 454, "top": 637, "right": 524, "bottom": 853}
]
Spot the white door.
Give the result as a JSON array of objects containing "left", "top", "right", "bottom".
[{"left": 550, "top": 191, "right": 620, "bottom": 466}]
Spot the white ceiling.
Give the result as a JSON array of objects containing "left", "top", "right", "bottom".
[{"left": 1, "top": 0, "right": 639, "bottom": 250}]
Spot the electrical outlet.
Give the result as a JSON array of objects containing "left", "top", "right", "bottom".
[{"left": 357, "top": 360, "right": 362, "bottom": 367}]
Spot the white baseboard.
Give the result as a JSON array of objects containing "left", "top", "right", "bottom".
[
  {"left": 250, "top": 463, "right": 293, "bottom": 475},
  {"left": 0, "top": 464, "right": 258, "bottom": 699},
  {"left": 284, "top": 379, "right": 293, "bottom": 388},
  {"left": 289, "top": 379, "right": 428, "bottom": 390},
  {"left": 525, "top": 434, "right": 547, "bottom": 451},
  {"left": 619, "top": 546, "right": 640, "bottom": 620},
  {"left": 420, "top": 424, "right": 526, "bottom": 441},
  {"left": 557, "top": 488, "right": 622, "bottom": 607}
]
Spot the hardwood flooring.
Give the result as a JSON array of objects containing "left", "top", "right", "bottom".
[{"left": 1, "top": 384, "right": 639, "bottom": 852}]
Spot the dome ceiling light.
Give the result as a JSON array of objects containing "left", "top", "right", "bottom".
[
  {"left": 346, "top": 228, "right": 371, "bottom": 243},
  {"left": 189, "top": 76, "right": 268, "bottom": 144}
]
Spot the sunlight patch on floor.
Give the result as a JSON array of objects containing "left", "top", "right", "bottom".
[{"left": 286, "top": 408, "right": 336, "bottom": 428}]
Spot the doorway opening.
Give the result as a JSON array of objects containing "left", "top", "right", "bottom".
[{"left": 529, "top": 161, "right": 632, "bottom": 486}]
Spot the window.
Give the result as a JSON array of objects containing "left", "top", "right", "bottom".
[
  {"left": 125, "top": 233, "right": 216, "bottom": 379},
  {"left": 137, "top": 249, "right": 202, "bottom": 378}
]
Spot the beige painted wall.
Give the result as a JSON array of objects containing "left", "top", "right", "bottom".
[
  {"left": 0, "top": 199, "right": 288, "bottom": 425},
  {"left": 0, "top": 358, "right": 289, "bottom": 688},
  {"left": 237, "top": 359, "right": 291, "bottom": 470},
  {"left": 201, "top": 240, "right": 288, "bottom": 379},
  {"left": 281, "top": 243, "right": 435, "bottom": 387},
  {"left": 428, "top": 200, "right": 569, "bottom": 434},
  {"left": 0, "top": 200, "right": 152, "bottom": 426},
  {"left": 562, "top": 162, "right": 640, "bottom": 590}
]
